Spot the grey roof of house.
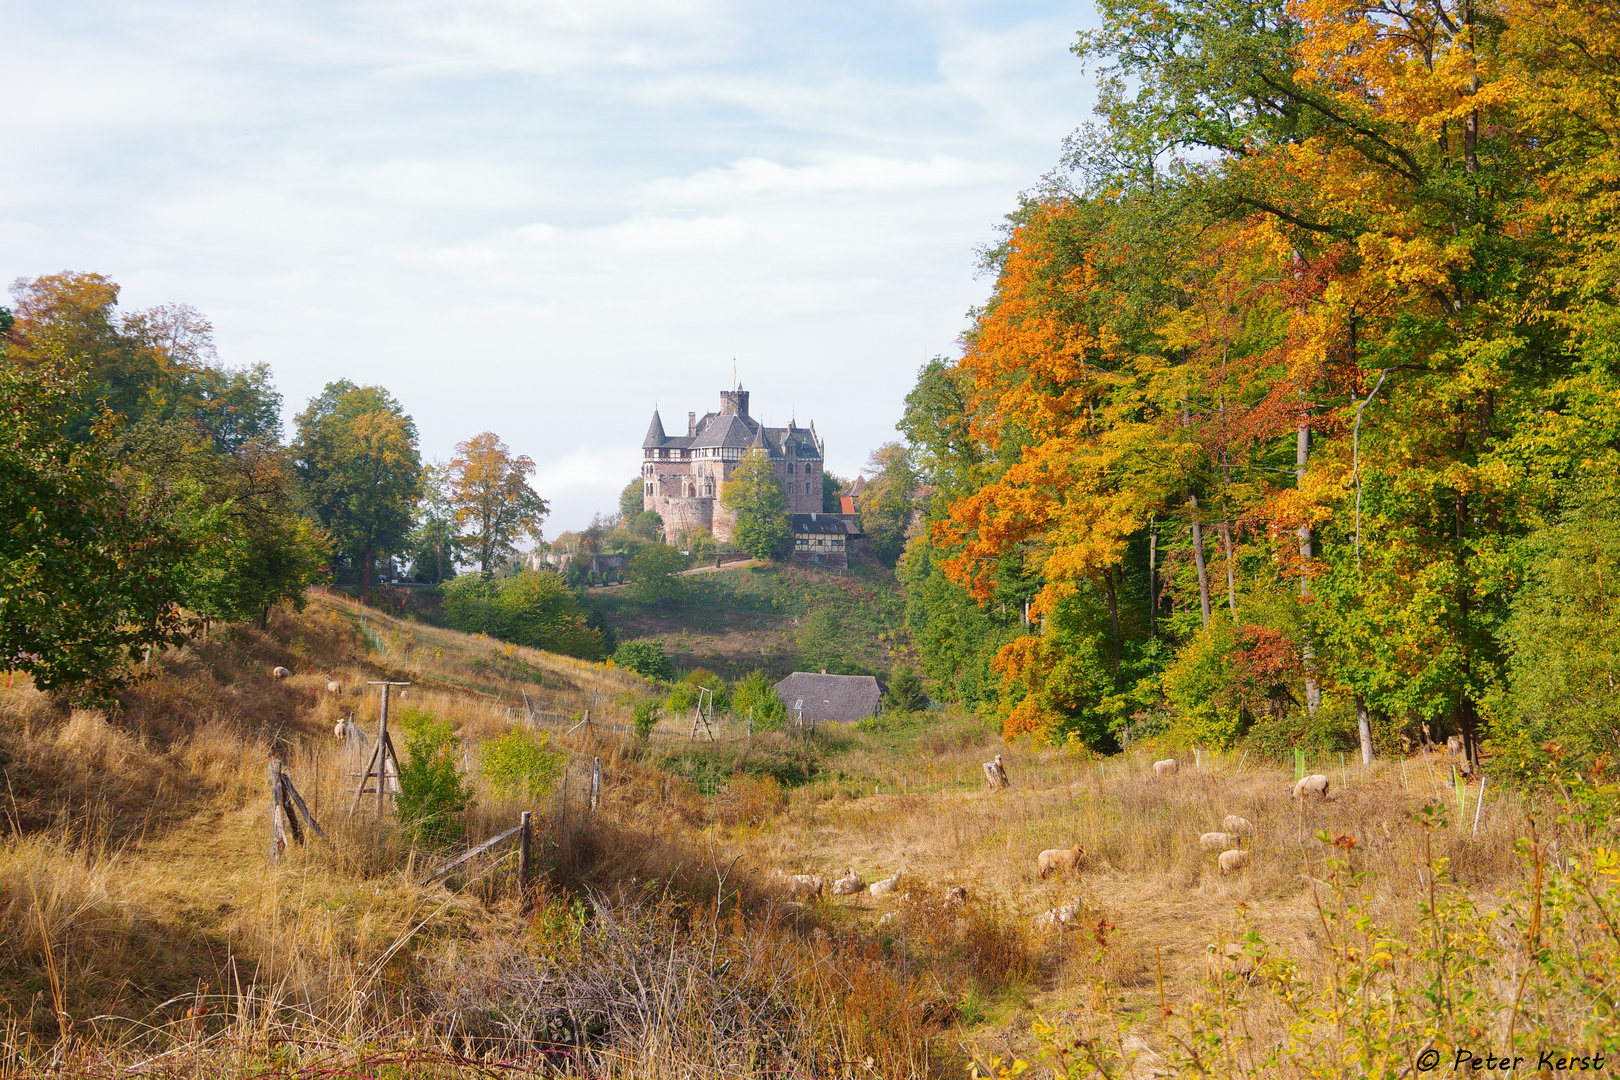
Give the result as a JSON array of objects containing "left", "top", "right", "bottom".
[
  {"left": 773, "top": 672, "right": 882, "bottom": 724},
  {"left": 790, "top": 514, "right": 847, "bottom": 535}
]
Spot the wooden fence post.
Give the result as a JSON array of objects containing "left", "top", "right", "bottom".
[
  {"left": 269, "top": 758, "right": 284, "bottom": 863},
  {"left": 590, "top": 757, "right": 601, "bottom": 812},
  {"left": 519, "top": 810, "right": 532, "bottom": 887}
]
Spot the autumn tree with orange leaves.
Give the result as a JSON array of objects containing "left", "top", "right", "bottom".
[{"left": 898, "top": 0, "right": 1620, "bottom": 778}]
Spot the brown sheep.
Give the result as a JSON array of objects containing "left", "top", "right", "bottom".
[
  {"left": 1218, "top": 849, "right": 1251, "bottom": 874},
  {"left": 1036, "top": 844, "right": 1085, "bottom": 879}
]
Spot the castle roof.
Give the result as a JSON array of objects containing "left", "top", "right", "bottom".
[
  {"left": 689, "top": 411, "right": 760, "bottom": 450},
  {"left": 642, "top": 410, "right": 667, "bottom": 448}
]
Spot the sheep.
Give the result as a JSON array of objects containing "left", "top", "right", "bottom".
[
  {"left": 1032, "top": 899, "right": 1084, "bottom": 933},
  {"left": 1036, "top": 844, "right": 1086, "bottom": 879},
  {"left": 333, "top": 719, "right": 347, "bottom": 739},
  {"left": 1218, "top": 849, "right": 1252, "bottom": 874},
  {"left": 868, "top": 873, "right": 902, "bottom": 898},
  {"left": 944, "top": 886, "right": 969, "bottom": 905},
  {"left": 1222, "top": 815, "right": 1255, "bottom": 836},
  {"left": 1152, "top": 758, "right": 1179, "bottom": 778},
  {"left": 1291, "top": 774, "right": 1331, "bottom": 801},
  {"left": 778, "top": 874, "right": 824, "bottom": 901},
  {"left": 832, "top": 868, "right": 863, "bottom": 896},
  {"left": 1200, "top": 832, "right": 1238, "bottom": 852},
  {"left": 272, "top": 666, "right": 291, "bottom": 679},
  {"left": 325, "top": 679, "right": 341, "bottom": 694}
]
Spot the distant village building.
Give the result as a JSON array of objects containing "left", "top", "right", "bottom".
[
  {"left": 641, "top": 387, "right": 824, "bottom": 544},
  {"left": 774, "top": 671, "right": 883, "bottom": 725}
]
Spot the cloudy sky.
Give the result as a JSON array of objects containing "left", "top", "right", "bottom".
[{"left": 3, "top": 0, "right": 1098, "bottom": 534}]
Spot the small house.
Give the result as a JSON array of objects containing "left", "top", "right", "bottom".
[
  {"left": 773, "top": 671, "right": 882, "bottom": 725},
  {"left": 789, "top": 513, "right": 850, "bottom": 568}
]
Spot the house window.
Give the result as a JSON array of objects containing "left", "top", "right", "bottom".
[{"left": 804, "top": 483, "right": 811, "bottom": 494}]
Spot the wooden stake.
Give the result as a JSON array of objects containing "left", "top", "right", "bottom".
[
  {"left": 519, "top": 811, "right": 532, "bottom": 886},
  {"left": 590, "top": 757, "right": 601, "bottom": 812},
  {"left": 269, "top": 759, "right": 284, "bottom": 863}
]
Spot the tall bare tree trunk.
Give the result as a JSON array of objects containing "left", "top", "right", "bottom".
[
  {"left": 1219, "top": 520, "right": 1238, "bottom": 622},
  {"left": 1190, "top": 496, "right": 1211, "bottom": 630},
  {"left": 1357, "top": 694, "right": 1374, "bottom": 766},
  {"left": 1298, "top": 422, "right": 1321, "bottom": 715},
  {"left": 1148, "top": 526, "right": 1157, "bottom": 639},
  {"left": 360, "top": 546, "right": 373, "bottom": 605},
  {"left": 1103, "top": 570, "right": 1122, "bottom": 679}
]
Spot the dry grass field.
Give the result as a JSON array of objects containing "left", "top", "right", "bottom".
[{"left": 0, "top": 594, "right": 1614, "bottom": 1077}]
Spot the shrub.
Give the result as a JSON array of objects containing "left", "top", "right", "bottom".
[
  {"left": 396, "top": 709, "right": 475, "bottom": 843},
  {"left": 613, "top": 640, "right": 671, "bottom": 680},
  {"left": 440, "top": 571, "right": 606, "bottom": 659},
  {"left": 632, "top": 700, "right": 662, "bottom": 740},
  {"left": 883, "top": 662, "right": 926, "bottom": 713},
  {"left": 479, "top": 728, "right": 564, "bottom": 799},
  {"left": 732, "top": 669, "right": 787, "bottom": 731}
]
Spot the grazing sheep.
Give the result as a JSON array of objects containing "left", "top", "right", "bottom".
[
  {"left": 775, "top": 872, "right": 824, "bottom": 901},
  {"left": 325, "top": 679, "right": 341, "bottom": 694},
  {"left": 832, "top": 868, "right": 863, "bottom": 896},
  {"left": 1036, "top": 844, "right": 1086, "bottom": 879},
  {"left": 272, "top": 666, "right": 291, "bottom": 679},
  {"left": 1291, "top": 774, "right": 1331, "bottom": 801},
  {"left": 1200, "top": 832, "right": 1237, "bottom": 852},
  {"left": 944, "top": 886, "right": 969, "bottom": 905},
  {"left": 1222, "top": 815, "right": 1255, "bottom": 836},
  {"left": 868, "top": 873, "right": 902, "bottom": 898},
  {"left": 1218, "top": 849, "right": 1252, "bottom": 874},
  {"left": 333, "top": 719, "right": 347, "bottom": 739},
  {"left": 1152, "top": 758, "right": 1179, "bottom": 778},
  {"left": 1032, "top": 899, "right": 1084, "bottom": 933}
]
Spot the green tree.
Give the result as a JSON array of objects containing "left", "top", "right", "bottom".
[
  {"left": 407, "top": 462, "right": 462, "bottom": 584},
  {"left": 720, "top": 448, "right": 790, "bottom": 560},
  {"left": 822, "top": 471, "right": 849, "bottom": 513},
  {"left": 292, "top": 381, "right": 422, "bottom": 604},
  {"left": 626, "top": 543, "right": 686, "bottom": 607},
  {"left": 732, "top": 669, "right": 787, "bottom": 730},
  {"left": 884, "top": 662, "right": 926, "bottom": 713},
  {"left": 439, "top": 571, "right": 606, "bottom": 659},
  {"left": 0, "top": 365, "right": 192, "bottom": 701},
  {"left": 396, "top": 710, "right": 475, "bottom": 843},
  {"left": 619, "top": 476, "right": 645, "bottom": 521},
  {"left": 479, "top": 728, "right": 564, "bottom": 798},
  {"left": 613, "top": 640, "right": 671, "bottom": 680},
  {"left": 858, "top": 442, "right": 918, "bottom": 567},
  {"left": 448, "top": 432, "right": 548, "bottom": 578}
]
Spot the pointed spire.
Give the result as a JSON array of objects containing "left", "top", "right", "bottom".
[{"left": 642, "top": 408, "right": 667, "bottom": 448}]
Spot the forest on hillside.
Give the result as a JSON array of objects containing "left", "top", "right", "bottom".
[{"left": 880, "top": 0, "right": 1620, "bottom": 785}]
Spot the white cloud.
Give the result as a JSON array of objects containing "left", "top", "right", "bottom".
[{"left": 1, "top": 0, "right": 1099, "bottom": 533}]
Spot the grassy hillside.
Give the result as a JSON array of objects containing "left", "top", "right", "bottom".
[
  {"left": 0, "top": 592, "right": 1612, "bottom": 1076},
  {"left": 591, "top": 560, "right": 908, "bottom": 681}
]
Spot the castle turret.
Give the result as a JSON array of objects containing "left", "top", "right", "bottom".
[{"left": 642, "top": 409, "right": 667, "bottom": 447}]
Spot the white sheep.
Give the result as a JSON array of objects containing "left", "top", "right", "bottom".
[
  {"left": 1218, "top": 849, "right": 1252, "bottom": 874},
  {"left": 1032, "top": 899, "right": 1084, "bottom": 933},
  {"left": 333, "top": 719, "right": 347, "bottom": 739},
  {"left": 1222, "top": 815, "right": 1255, "bottom": 836},
  {"left": 1292, "top": 774, "right": 1330, "bottom": 801},
  {"left": 777, "top": 872, "right": 824, "bottom": 901},
  {"left": 1036, "top": 844, "right": 1085, "bottom": 879},
  {"left": 832, "top": 868, "right": 863, "bottom": 896},
  {"left": 1152, "top": 758, "right": 1179, "bottom": 778},
  {"left": 868, "top": 873, "right": 902, "bottom": 898},
  {"left": 272, "top": 666, "right": 291, "bottom": 679},
  {"left": 325, "top": 679, "right": 341, "bottom": 693},
  {"left": 1200, "top": 832, "right": 1237, "bottom": 852}
]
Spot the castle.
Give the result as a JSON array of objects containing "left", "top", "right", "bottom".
[{"left": 640, "top": 387, "right": 825, "bottom": 544}]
